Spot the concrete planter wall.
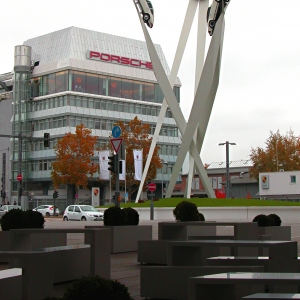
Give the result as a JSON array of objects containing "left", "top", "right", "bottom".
[
  {"left": 105, "top": 225, "right": 152, "bottom": 253},
  {"left": 0, "top": 232, "right": 10, "bottom": 251},
  {"left": 0, "top": 230, "right": 67, "bottom": 251},
  {"left": 258, "top": 226, "right": 291, "bottom": 241},
  {"left": 98, "top": 207, "right": 300, "bottom": 222}
]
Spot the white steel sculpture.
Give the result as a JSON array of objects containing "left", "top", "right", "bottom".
[{"left": 133, "top": 0, "right": 230, "bottom": 202}]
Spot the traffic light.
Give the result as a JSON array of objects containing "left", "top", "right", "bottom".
[
  {"left": 53, "top": 190, "right": 59, "bottom": 199},
  {"left": 119, "top": 160, "right": 123, "bottom": 174},
  {"left": 108, "top": 154, "right": 118, "bottom": 173},
  {"left": 44, "top": 132, "right": 50, "bottom": 147}
]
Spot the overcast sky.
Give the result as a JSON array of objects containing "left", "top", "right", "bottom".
[{"left": 1, "top": 0, "right": 299, "bottom": 165}]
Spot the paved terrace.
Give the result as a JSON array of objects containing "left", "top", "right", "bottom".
[{"left": 2, "top": 218, "right": 300, "bottom": 300}]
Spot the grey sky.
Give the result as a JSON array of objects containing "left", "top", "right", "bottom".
[{"left": 1, "top": 0, "right": 299, "bottom": 164}]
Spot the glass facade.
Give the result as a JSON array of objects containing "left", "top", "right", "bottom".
[{"left": 31, "top": 70, "right": 180, "bottom": 104}]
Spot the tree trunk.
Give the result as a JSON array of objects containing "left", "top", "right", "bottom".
[{"left": 66, "top": 184, "right": 76, "bottom": 206}]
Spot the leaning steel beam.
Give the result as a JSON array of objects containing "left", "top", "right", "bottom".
[
  {"left": 166, "top": 11, "right": 225, "bottom": 198},
  {"left": 134, "top": 0, "right": 199, "bottom": 202},
  {"left": 134, "top": 0, "right": 215, "bottom": 200},
  {"left": 185, "top": 0, "right": 209, "bottom": 198}
]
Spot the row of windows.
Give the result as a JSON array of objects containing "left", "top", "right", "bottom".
[
  {"left": 31, "top": 70, "right": 180, "bottom": 104},
  {"left": 19, "top": 154, "right": 178, "bottom": 173},
  {"left": 12, "top": 135, "right": 179, "bottom": 157},
  {"left": 31, "top": 116, "right": 179, "bottom": 137},
  {"left": 29, "top": 95, "right": 173, "bottom": 118}
]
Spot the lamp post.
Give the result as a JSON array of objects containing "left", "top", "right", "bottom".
[
  {"left": 161, "top": 161, "right": 168, "bottom": 199},
  {"left": 219, "top": 141, "right": 236, "bottom": 198}
]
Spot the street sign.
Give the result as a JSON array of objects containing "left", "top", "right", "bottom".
[
  {"left": 148, "top": 182, "right": 156, "bottom": 192},
  {"left": 16, "top": 174, "right": 23, "bottom": 181},
  {"left": 112, "top": 126, "right": 122, "bottom": 138},
  {"left": 110, "top": 138, "right": 123, "bottom": 154}
]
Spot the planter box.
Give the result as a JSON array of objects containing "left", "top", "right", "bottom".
[
  {"left": 0, "top": 230, "right": 67, "bottom": 252},
  {"left": 87, "top": 225, "right": 152, "bottom": 253},
  {"left": 258, "top": 226, "right": 291, "bottom": 241},
  {"left": 0, "top": 232, "right": 10, "bottom": 251},
  {"left": 106, "top": 225, "right": 152, "bottom": 253}
]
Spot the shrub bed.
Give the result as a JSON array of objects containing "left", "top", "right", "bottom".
[
  {"left": 173, "top": 200, "right": 205, "bottom": 222},
  {"left": 252, "top": 213, "right": 282, "bottom": 227},
  {"left": 0, "top": 209, "right": 45, "bottom": 231},
  {"left": 104, "top": 207, "right": 139, "bottom": 226}
]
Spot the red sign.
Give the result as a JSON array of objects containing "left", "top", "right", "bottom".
[
  {"left": 110, "top": 138, "right": 123, "bottom": 154},
  {"left": 17, "top": 174, "right": 23, "bottom": 181},
  {"left": 87, "top": 51, "right": 153, "bottom": 70},
  {"left": 148, "top": 182, "right": 156, "bottom": 193}
]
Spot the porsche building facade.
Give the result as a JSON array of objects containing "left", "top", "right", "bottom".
[{"left": 0, "top": 27, "right": 181, "bottom": 210}]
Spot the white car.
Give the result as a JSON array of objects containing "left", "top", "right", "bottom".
[
  {"left": 63, "top": 205, "right": 103, "bottom": 221},
  {"left": 33, "top": 205, "right": 60, "bottom": 217},
  {"left": 207, "top": 0, "right": 230, "bottom": 36},
  {"left": 136, "top": 0, "right": 154, "bottom": 28},
  {"left": 0, "top": 205, "right": 22, "bottom": 218}
]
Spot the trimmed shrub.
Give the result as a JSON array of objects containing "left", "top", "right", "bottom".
[
  {"left": 104, "top": 207, "right": 126, "bottom": 226},
  {"left": 252, "top": 214, "right": 278, "bottom": 227},
  {"left": 62, "top": 275, "right": 134, "bottom": 300},
  {"left": 24, "top": 210, "right": 45, "bottom": 228},
  {"left": 123, "top": 207, "right": 139, "bottom": 225},
  {"left": 0, "top": 209, "right": 45, "bottom": 231},
  {"left": 0, "top": 209, "right": 26, "bottom": 231},
  {"left": 173, "top": 201, "right": 205, "bottom": 222},
  {"left": 267, "top": 214, "right": 282, "bottom": 226}
]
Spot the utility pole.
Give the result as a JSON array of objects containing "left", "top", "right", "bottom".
[{"left": 219, "top": 141, "right": 236, "bottom": 198}]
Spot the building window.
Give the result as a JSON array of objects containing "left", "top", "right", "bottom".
[{"left": 290, "top": 175, "right": 296, "bottom": 184}]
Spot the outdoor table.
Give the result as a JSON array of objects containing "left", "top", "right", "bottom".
[{"left": 188, "top": 272, "right": 300, "bottom": 300}]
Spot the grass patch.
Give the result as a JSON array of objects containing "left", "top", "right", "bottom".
[{"left": 99, "top": 198, "right": 300, "bottom": 208}]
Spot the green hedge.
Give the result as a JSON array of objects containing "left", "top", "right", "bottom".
[
  {"left": 0, "top": 209, "right": 45, "bottom": 231},
  {"left": 173, "top": 200, "right": 205, "bottom": 222}
]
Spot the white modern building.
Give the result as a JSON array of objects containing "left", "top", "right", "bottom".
[
  {"left": 0, "top": 27, "right": 181, "bottom": 210},
  {"left": 259, "top": 171, "right": 300, "bottom": 201}
]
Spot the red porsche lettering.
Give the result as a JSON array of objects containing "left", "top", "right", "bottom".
[{"left": 87, "top": 51, "right": 153, "bottom": 70}]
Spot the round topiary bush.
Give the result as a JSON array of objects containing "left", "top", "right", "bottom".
[
  {"left": 123, "top": 207, "right": 139, "bottom": 225},
  {"left": 0, "top": 209, "right": 26, "bottom": 231},
  {"left": 252, "top": 214, "right": 273, "bottom": 227},
  {"left": 0, "top": 209, "right": 45, "bottom": 231},
  {"left": 24, "top": 210, "right": 45, "bottom": 228},
  {"left": 104, "top": 207, "right": 126, "bottom": 226},
  {"left": 267, "top": 213, "right": 282, "bottom": 226},
  {"left": 173, "top": 201, "right": 205, "bottom": 222},
  {"left": 62, "top": 275, "right": 134, "bottom": 300}
]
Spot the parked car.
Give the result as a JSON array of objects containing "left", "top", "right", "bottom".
[
  {"left": 63, "top": 205, "right": 104, "bottom": 221},
  {"left": 32, "top": 205, "right": 60, "bottom": 217},
  {"left": 207, "top": 0, "right": 230, "bottom": 36},
  {"left": 136, "top": 0, "right": 154, "bottom": 28},
  {"left": 0, "top": 205, "right": 22, "bottom": 218}
]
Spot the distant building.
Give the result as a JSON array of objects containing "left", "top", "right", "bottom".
[
  {"left": 177, "top": 160, "right": 258, "bottom": 198},
  {"left": 259, "top": 171, "right": 300, "bottom": 201},
  {"left": 0, "top": 26, "right": 181, "bottom": 209}
]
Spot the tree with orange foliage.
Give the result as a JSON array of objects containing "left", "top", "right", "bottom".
[
  {"left": 115, "top": 117, "right": 162, "bottom": 201},
  {"left": 250, "top": 130, "right": 300, "bottom": 180},
  {"left": 51, "top": 124, "right": 98, "bottom": 199}
]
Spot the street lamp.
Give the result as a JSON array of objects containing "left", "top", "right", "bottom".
[
  {"left": 219, "top": 141, "right": 236, "bottom": 198},
  {"left": 161, "top": 161, "right": 168, "bottom": 199}
]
